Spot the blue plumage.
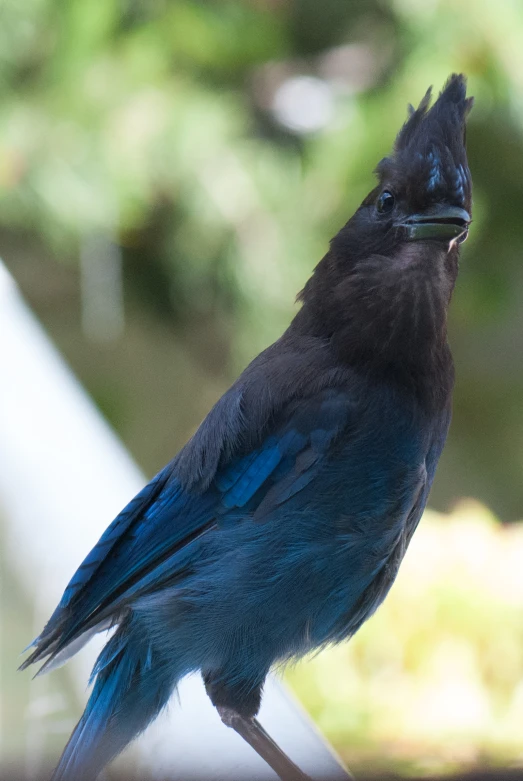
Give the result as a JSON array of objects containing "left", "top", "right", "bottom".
[{"left": 22, "top": 74, "right": 473, "bottom": 781}]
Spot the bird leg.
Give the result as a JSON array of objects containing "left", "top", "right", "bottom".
[{"left": 217, "top": 706, "right": 313, "bottom": 781}]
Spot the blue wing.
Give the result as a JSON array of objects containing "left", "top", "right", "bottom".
[
  {"left": 217, "top": 388, "right": 350, "bottom": 518},
  {"left": 23, "top": 387, "right": 351, "bottom": 669}
]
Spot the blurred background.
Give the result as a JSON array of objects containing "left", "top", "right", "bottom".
[{"left": 2, "top": 0, "right": 523, "bottom": 778}]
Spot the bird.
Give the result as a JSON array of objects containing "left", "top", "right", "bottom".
[{"left": 21, "top": 73, "right": 473, "bottom": 781}]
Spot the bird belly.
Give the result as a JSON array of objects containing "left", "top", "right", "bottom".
[{"left": 135, "top": 503, "right": 418, "bottom": 679}]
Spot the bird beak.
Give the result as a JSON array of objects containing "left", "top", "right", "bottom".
[{"left": 397, "top": 205, "right": 471, "bottom": 244}]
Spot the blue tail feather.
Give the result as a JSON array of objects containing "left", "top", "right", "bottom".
[{"left": 52, "top": 622, "right": 178, "bottom": 781}]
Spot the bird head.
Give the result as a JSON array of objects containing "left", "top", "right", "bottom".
[
  {"left": 370, "top": 73, "right": 473, "bottom": 248},
  {"left": 297, "top": 74, "right": 473, "bottom": 393},
  {"left": 332, "top": 73, "right": 473, "bottom": 264}
]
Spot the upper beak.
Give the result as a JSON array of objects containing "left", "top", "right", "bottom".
[{"left": 397, "top": 204, "right": 471, "bottom": 244}]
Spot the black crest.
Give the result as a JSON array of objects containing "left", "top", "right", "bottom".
[{"left": 377, "top": 74, "right": 473, "bottom": 212}]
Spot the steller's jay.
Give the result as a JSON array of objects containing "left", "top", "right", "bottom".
[{"left": 22, "top": 74, "right": 473, "bottom": 781}]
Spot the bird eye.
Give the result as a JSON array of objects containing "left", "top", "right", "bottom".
[{"left": 377, "top": 190, "right": 395, "bottom": 214}]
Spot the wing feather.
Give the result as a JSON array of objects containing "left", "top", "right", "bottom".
[{"left": 23, "top": 387, "right": 351, "bottom": 671}]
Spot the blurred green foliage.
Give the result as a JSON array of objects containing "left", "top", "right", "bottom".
[{"left": 2, "top": 0, "right": 523, "bottom": 517}]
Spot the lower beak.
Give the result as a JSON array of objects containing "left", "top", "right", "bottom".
[{"left": 397, "top": 205, "right": 471, "bottom": 243}]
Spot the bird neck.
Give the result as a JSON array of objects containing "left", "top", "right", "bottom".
[{"left": 291, "top": 246, "right": 456, "bottom": 408}]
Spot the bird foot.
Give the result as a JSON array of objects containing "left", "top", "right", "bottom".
[{"left": 217, "top": 705, "right": 244, "bottom": 729}]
